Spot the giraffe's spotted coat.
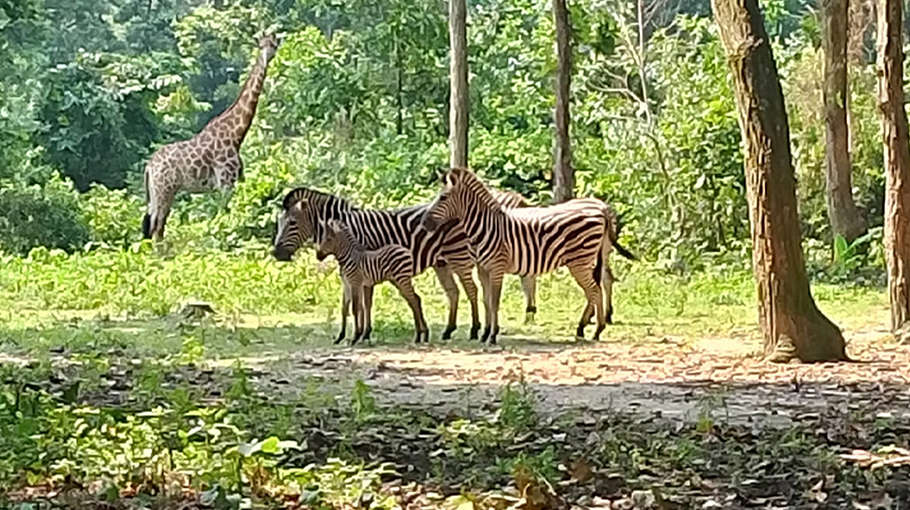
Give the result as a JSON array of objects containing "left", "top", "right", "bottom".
[{"left": 143, "top": 34, "right": 280, "bottom": 240}]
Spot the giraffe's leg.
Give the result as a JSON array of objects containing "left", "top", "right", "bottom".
[
  {"left": 151, "top": 188, "right": 176, "bottom": 243},
  {"left": 452, "top": 262, "right": 482, "bottom": 340},
  {"left": 362, "top": 284, "right": 374, "bottom": 344},
  {"left": 483, "top": 270, "right": 505, "bottom": 345},
  {"left": 214, "top": 156, "right": 242, "bottom": 213},
  {"left": 432, "top": 264, "right": 460, "bottom": 340},
  {"left": 395, "top": 277, "right": 428, "bottom": 344},
  {"left": 569, "top": 262, "right": 605, "bottom": 341},
  {"left": 520, "top": 275, "right": 537, "bottom": 324},
  {"left": 335, "top": 278, "right": 351, "bottom": 344}
]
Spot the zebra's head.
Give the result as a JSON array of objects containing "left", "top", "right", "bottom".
[
  {"left": 315, "top": 219, "right": 342, "bottom": 262},
  {"left": 422, "top": 167, "right": 498, "bottom": 232},
  {"left": 273, "top": 192, "right": 317, "bottom": 261}
]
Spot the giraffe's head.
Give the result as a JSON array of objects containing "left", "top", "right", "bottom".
[
  {"left": 258, "top": 33, "right": 281, "bottom": 62},
  {"left": 273, "top": 193, "right": 316, "bottom": 261}
]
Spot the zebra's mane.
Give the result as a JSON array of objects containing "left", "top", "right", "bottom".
[
  {"left": 281, "top": 187, "right": 360, "bottom": 212},
  {"left": 326, "top": 219, "right": 364, "bottom": 252},
  {"left": 449, "top": 168, "right": 502, "bottom": 212}
]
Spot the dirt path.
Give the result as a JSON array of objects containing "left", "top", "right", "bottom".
[{"left": 249, "top": 325, "right": 910, "bottom": 427}]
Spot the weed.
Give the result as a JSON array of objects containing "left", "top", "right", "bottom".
[{"left": 497, "top": 374, "right": 539, "bottom": 433}]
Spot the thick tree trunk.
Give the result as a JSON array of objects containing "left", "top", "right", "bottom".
[
  {"left": 552, "top": 0, "right": 574, "bottom": 203},
  {"left": 877, "top": 0, "right": 910, "bottom": 334},
  {"left": 449, "top": 0, "right": 469, "bottom": 168},
  {"left": 823, "top": 0, "right": 867, "bottom": 242},
  {"left": 712, "top": 0, "right": 847, "bottom": 362}
]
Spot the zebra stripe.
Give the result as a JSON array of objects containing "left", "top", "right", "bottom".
[
  {"left": 314, "top": 218, "right": 428, "bottom": 345},
  {"left": 421, "top": 167, "right": 629, "bottom": 344}
]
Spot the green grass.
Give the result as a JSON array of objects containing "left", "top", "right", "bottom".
[
  {"left": 0, "top": 242, "right": 889, "bottom": 359},
  {"left": 0, "top": 244, "right": 901, "bottom": 508}
]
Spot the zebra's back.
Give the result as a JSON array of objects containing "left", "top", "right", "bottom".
[{"left": 348, "top": 244, "right": 415, "bottom": 287}]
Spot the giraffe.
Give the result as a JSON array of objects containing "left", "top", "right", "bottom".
[{"left": 142, "top": 33, "right": 281, "bottom": 240}]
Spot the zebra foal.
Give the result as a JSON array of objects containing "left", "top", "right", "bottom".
[
  {"left": 314, "top": 218, "right": 428, "bottom": 345},
  {"left": 421, "top": 167, "right": 632, "bottom": 344}
]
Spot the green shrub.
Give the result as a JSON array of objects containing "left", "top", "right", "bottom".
[
  {"left": 78, "top": 185, "right": 145, "bottom": 249},
  {"left": 0, "top": 176, "right": 90, "bottom": 255}
]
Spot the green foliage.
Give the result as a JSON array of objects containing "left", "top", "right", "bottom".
[
  {"left": 0, "top": 176, "right": 90, "bottom": 255},
  {"left": 0, "top": 0, "right": 890, "bottom": 276}
]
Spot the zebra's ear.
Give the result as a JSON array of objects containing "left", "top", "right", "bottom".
[
  {"left": 292, "top": 198, "right": 308, "bottom": 213},
  {"left": 326, "top": 219, "right": 342, "bottom": 233}
]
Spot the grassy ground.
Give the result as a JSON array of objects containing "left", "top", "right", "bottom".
[
  {"left": 0, "top": 244, "right": 888, "bottom": 357},
  {"left": 0, "top": 244, "right": 905, "bottom": 509}
]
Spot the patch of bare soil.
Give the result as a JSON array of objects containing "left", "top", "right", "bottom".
[{"left": 254, "top": 325, "right": 910, "bottom": 427}]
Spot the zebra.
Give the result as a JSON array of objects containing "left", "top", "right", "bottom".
[
  {"left": 313, "top": 217, "right": 428, "bottom": 345},
  {"left": 272, "top": 186, "right": 539, "bottom": 342},
  {"left": 420, "top": 167, "right": 635, "bottom": 344}
]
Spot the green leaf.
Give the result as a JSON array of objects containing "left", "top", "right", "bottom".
[
  {"left": 259, "top": 436, "right": 280, "bottom": 454},
  {"left": 834, "top": 235, "right": 848, "bottom": 261}
]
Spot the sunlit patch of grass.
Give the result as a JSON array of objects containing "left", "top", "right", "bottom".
[{"left": 0, "top": 244, "right": 890, "bottom": 360}]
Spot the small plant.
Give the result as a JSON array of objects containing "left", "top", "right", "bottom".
[
  {"left": 350, "top": 379, "right": 377, "bottom": 424},
  {"left": 497, "top": 375, "right": 539, "bottom": 433}
]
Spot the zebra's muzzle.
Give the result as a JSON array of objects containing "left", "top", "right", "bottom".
[{"left": 273, "top": 246, "right": 293, "bottom": 261}]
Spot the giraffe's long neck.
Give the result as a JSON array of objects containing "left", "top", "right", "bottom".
[{"left": 211, "top": 46, "right": 273, "bottom": 147}]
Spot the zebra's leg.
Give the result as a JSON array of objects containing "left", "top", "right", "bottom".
[
  {"left": 395, "top": 277, "right": 428, "bottom": 344},
  {"left": 451, "top": 261, "right": 482, "bottom": 340},
  {"left": 520, "top": 275, "right": 537, "bottom": 324},
  {"left": 568, "top": 263, "right": 605, "bottom": 341},
  {"left": 335, "top": 278, "right": 351, "bottom": 344},
  {"left": 432, "top": 264, "right": 460, "bottom": 340},
  {"left": 362, "top": 284, "right": 374, "bottom": 344},
  {"left": 476, "top": 265, "right": 493, "bottom": 341},
  {"left": 351, "top": 285, "right": 365, "bottom": 346},
  {"left": 483, "top": 270, "right": 505, "bottom": 345},
  {"left": 603, "top": 259, "right": 615, "bottom": 325}
]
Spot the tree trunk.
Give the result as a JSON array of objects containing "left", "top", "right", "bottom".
[
  {"left": 449, "top": 0, "right": 469, "bottom": 168},
  {"left": 823, "top": 0, "right": 867, "bottom": 242},
  {"left": 712, "top": 0, "right": 847, "bottom": 362},
  {"left": 877, "top": 0, "right": 910, "bottom": 334},
  {"left": 552, "top": 0, "right": 574, "bottom": 203}
]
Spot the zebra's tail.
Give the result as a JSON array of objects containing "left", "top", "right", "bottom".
[
  {"left": 142, "top": 166, "right": 153, "bottom": 239},
  {"left": 604, "top": 206, "right": 637, "bottom": 261}
]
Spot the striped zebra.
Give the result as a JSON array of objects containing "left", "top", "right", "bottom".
[
  {"left": 314, "top": 218, "right": 428, "bottom": 345},
  {"left": 420, "top": 167, "right": 635, "bottom": 344},
  {"left": 272, "top": 186, "right": 538, "bottom": 342}
]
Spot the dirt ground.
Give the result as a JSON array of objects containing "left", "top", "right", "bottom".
[{"left": 247, "top": 324, "right": 910, "bottom": 428}]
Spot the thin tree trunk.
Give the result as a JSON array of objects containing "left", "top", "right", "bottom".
[
  {"left": 636, "top": 0, "right": 653, "bottom": 125},
  {"left": 823, "top": 0, "right": 867, "bottom": 242},
  {"left": 552, "top": 0, "right": 574, "bottom": 203},
  {"left": 712, "top": 0, "right": 847, "bottom": 362},
  {"left": 394, "top": 29, "right": 404, "bottom": 136},
  {"left": 449, "top": 0, "right": 469, "bottom": 168},
  {"left": 877, "top": 0, "right": 910, "bottom": 334}
]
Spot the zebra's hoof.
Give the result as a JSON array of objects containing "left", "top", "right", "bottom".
[
  {"left": 469, "top": 326, "right": 480, "bottom": 341},
  {"left": 441, "top": 326, "right": 456, "bottom": 341},
  {"left": 480, "top": 328, "right": 491, "bottom": 343},
  {"left": 334, "top": 333, "right": 346, "bottom": 345}
]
